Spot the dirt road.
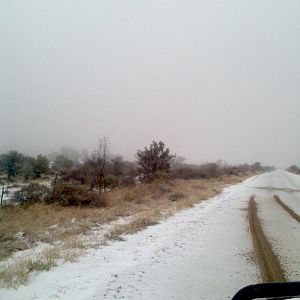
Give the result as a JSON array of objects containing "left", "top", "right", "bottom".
[
  {"left": 1, "top": 170, "right": 300, "bottom": 300},
  {"left": 274, "top": 194, "right": 300, "bottom": 224},
  {"left": 248, "top": 196, "right": 286, "bottom": 282}
]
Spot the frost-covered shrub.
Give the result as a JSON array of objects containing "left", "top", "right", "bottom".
[{"left": 12, "top": 184, "right": 51, "bottom": 205}]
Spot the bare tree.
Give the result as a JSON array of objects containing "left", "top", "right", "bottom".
[
  {"left": 111, "top": 155, "right": 124, "bottom": 178},
  {"left": 91, "top": 137, "right": 109, "bottom": 191}
]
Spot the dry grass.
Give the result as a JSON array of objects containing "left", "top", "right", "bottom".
[
  {"left": 0, "top": 204, "right": 118, "bottom": 259},
  {"left": 0, "top": 246, "right": 61, "bottom": 288},
  {"left": 62, "top": 249, "right": 83, "bottom": 263},
  {"left": 0, "top": 175, "right": 248, "bottom": 260},
  {"left": 0, "top": 174, "right": 250, "bottom": 287},
  {"left": 0, "top": 259, "right": 29, "bottom": 288},
  {"left": 0, "top": 236, "right": 86, "bottom": 288}
]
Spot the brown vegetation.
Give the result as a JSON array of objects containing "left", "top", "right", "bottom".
[
  {"left": 0, "top": 238, "right": 85, "bottom": 288},
  {"left": 0, "top": 175, "right": 247, "bottom": 259},
  {"left": 0, "top": 174, "right": 250, "bottom": 287}
]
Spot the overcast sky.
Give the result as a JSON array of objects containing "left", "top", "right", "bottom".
[{"left": 1, "top": 0, "right": 299, "bottom": 167}]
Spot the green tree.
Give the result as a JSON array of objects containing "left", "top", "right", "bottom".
[
  {"left": 0, "top": 151, "right": 24, "bottom": 180},
  {"left": 21, "top": 156, "right": 35, "bottom": 180},
  {"left": 59, "top": 147, "right": 81, "bottom": 163},
  {"left": 53, "top": 155, "right": 73, "bottom": 172},
  {"left": 33, "top": 155, "right": 49, "bottom": 178},
  {"left": 136, "top": 141, "right": 175, "bottom": 182}
]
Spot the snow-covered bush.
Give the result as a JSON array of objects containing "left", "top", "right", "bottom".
[{"left": 12, "top": 183, "right": 51, "bottom": 205}]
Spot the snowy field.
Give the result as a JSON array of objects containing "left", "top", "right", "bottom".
[{"left": 1, "top": 170, "right": 300, "bottom": 300}]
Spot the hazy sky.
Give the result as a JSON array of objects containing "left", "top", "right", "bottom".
[{"left": 1, "top": 0, "right": 300, "bottom": 167}]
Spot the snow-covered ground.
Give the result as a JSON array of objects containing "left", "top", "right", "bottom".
[
  {"left": 257, "top": 195, "right": 300, "bottom": 280},
  {"left": 1, "top": 170, "right": 299, "bottom": 300},
  {"left": 251, "top": 170, "right": 300, "bottom": 281},
  {"left": 0, "top": 184, "right": 22, "bottom": 204},
  {"left": 0, "top": 179, "right": 52, "bottom": 204}
]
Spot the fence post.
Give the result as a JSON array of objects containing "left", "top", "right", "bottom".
[{"left": 1, "top": 186, "right": 4, "bottom": 205}]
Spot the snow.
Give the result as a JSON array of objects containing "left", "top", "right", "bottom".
[
  {"left": 250, "top": 170, "right": 300, "bottom": 281},
  {"left": 257, "top": 195, "right": 300, "bottom": 280},
  {"left": 0, "top": 179, "right": 52, "bottom": 204},
  {"left": 0, "top": 185, "right": 20, "bottom": 203},
  {"left": 1, "top": 170, "right": 299, "bottom": 300}
]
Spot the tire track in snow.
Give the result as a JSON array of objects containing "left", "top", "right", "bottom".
[
  {"left": 248, "top": 195, "right": 286, "bottom": 283},
  {"left": 274, "top": 195, "right": 300, "bottom": 224}
]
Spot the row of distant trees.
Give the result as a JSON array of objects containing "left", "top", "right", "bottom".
[
  {"left": 0, "top": 152, "right": 49, "bottom": 180},
  {"left": 170, "top": 159, "right": 271, "bottom": 179},
  {"left": 0, "top": 139, "right": 172, "bottom": 184},
  {"left": 57, "top": 139, "right": 175, "bottom": 190},
  {"left": 0, "top": 139, "right": 274, "bottom": 188}
]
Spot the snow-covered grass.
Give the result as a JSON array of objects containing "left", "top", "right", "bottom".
[
  {"left": 0, "top": 176, "right": 245, "bottom": 259},
  {"left": 0, "top": 175, "right": 249, "bottom": 291},
  {"left": 104, "top": 211, "right": 161, "bottom": 241},
  {"left": 0, "top": 175, "right": 261, "bottom": 300},
  {"left": 0, "top": 240, "right": 86, "bottom": 288}
]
